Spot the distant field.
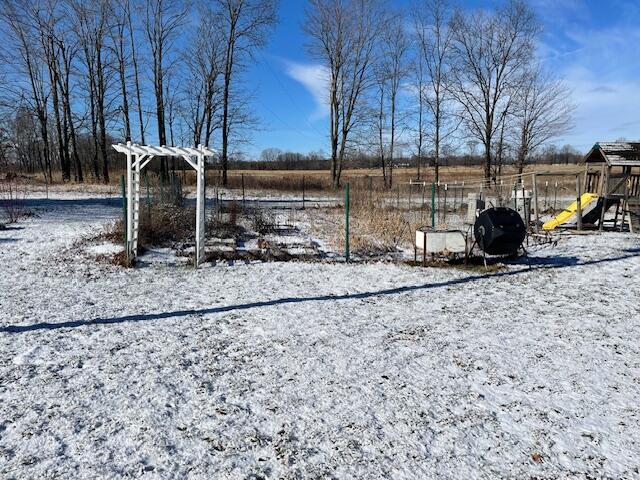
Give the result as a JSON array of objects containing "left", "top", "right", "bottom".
[{"left": 13, "top": 163, "right": 583, "bottom": 193}]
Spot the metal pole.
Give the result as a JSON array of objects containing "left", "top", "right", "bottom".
[
  {"left": 421, "top": 182, "right": 426, "bottom": 222},
  {"left": 345, "top": 182, "right": 350, "bottom": 262},
  {"left": 431, "top": 182, "right": 436, "bottom": 228},
  {"left": 195, "top": 149, "right": 205, "bottom": 267},
  {"left": 409, "top": 181, "right": 412, "bottom": 212},
  {"left": 544, "top": 181, "right": 549, "bottom": 211},
  {"left": 302, "top": 175, "right": 306, "bottom": 210},
  {"left": 241, "top": 173, "right": 245, "bottom": 205},
  {"left": 532, "top": 173, "right": 539, "bottom": 234},
  {"left": 443, "top": 184, "right": 448, "bottom": 224}
]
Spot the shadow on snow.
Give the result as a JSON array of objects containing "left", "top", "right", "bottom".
[{"left": 2, "top": 251, "right": 638, "bottom": 335}]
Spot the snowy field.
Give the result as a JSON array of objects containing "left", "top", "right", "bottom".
[{"left": 1, "top": 196, "right": 640, "bottom": 478}]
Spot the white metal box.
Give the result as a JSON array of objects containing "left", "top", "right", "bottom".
[{"left": 415, "top": 229, "right": 467, "bottom": 254}]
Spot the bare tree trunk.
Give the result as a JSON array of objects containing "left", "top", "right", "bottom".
[
  {"left": 305, "top": 0, "right": 381, "bottom": 189},
  {"left": 449, "top": 1, "right": 538, "bottom": 182},
  {"left": 127, "top": 0, "right": 145, "bottom": 143},
  {"left": 111, "top": 11, "right": 131, "bottom": 141},
  {"left": 221, "top": 36, "right": 234, "bottom": 186},
  {"left": 45, "top": 39, "right": 69, "bottom": 181},
  {"left": 146, "top": 0, "right": 186, "bottom": 180}
]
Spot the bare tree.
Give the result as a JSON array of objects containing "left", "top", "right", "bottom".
[
  {"left": 413, "top": 0, "right": 456, "bottom": 184},
  {"left": 183, "top": 10, "right": 225, "bottom": 148},
  {"left": 145, "top": 0, "right": 187, "bottom": 178},
  {"left": 73, "top": 0, "right": 111, "bottom": 183},
  {"left": 126, "top": 0, "right": 145, "bottom": 143},
  {"left": 38, "top": 4, "right": 70, "bottom": 181},
  {"left": 411, "top": 46, "right": 426, "bottom": 180},
  {"left": 1, "top": 0, "right": 53, "bottom": 182},
  {"left": 449, "top": 0, "right": 538, "bottom": 181},
  {"left": 305, "top": 0, "right": 383, "bottom": 187},
  {"left": 513, "top": 65, "right": 574, "bottom": 174},
  {"left": 378, "top": 13, "right": 408, "bottom": 188},
  {"left": 260, "top": 147, "right": 283, "bottom": 162},
  {"left": 109, "top": 0, "right": 132, "bottom": 141},
  {"left": 215, "top": 0, "right": 278, "bottom": 186}
]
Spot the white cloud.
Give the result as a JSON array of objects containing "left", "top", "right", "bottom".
[
  {"left": 554, "top": 69, "right": 640, "bottom": 150},
  {"left": 283, "top": 61, "right": 330, "bottom": 120},
  {"left": 539, "top": 18, "right": 640, "bottom": 150}
]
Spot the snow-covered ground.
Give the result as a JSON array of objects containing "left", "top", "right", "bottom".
[{"left": 1, "top": 197, "right": 640, "bottom": 478}]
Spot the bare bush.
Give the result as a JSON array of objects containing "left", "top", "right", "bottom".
[
  {"left": 250, "top": 207, "right": 276, "bottom": 234},
  {"left": 334, "top": 189, "right": 413, "bottom": 255},
  {"left": 102, "top": 204, "right": 196, "bottom": 248},
  {"left": 0, "top": 176, "right": 26, "bottom": 223}
]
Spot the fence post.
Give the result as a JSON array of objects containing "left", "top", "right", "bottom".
[
  {"left": 431, "top": 182, "right": 436, "bottom": 228},
  {"left": 345, "top": 182, "right": 350, "bottom": 262},
  {"left": 120, "top": 175, "right": 127, "bottom": 254},
  {"left": 302, "top": 175, "right": 306, "bottom": 210},
  {"left": 544, "top": 181, "right": 549, "bottom": 211},
  {"left": 241, "top": 173, "right": 245, "bottom": 205},
  {"left": 443, "top": 184, "right": 448, "bottom": 224},
  {"left": 421, "top": 182, "right": 426, "bottom": 222},
  {"left": 532, "top": 173, "right": 540, "bottom": 233}
]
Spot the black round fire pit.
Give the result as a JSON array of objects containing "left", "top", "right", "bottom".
[{"left": 474, "top": 207, "right": 526, "bottom": 256}]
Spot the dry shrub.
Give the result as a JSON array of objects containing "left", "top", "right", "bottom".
[
  {"left": 0, "top": 177, "right": 26, "bottom": 223},
  {"left": 208, "top": 200, "right": 245, "bottom": 239},
  {"left": 334, "top": 191, "right": 412, "bottom": 255},
  {"left": 100, "top": 219, "right": 125, "bottom": 243},
  {"left": 139, "top": 204, "right": 195, "bottom": 246},
  {"left": 249, "top": 206, "right": 277, "bottom": 234},
  {"left": 109, "top": 250, "right": 134, "bottom": 268},
  {"left": 101, "top": 204, "right": 196, "bottom": 248}
]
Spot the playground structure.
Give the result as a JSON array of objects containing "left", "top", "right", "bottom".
[
  {"left": 414, "top": 142, "right": 640, "bottom": 262},
  {"left": 581, "top": 142, "right": 640, "bottom": 232},
  {"left": 112, "top": 142, "right": 216, "bottom": 267}
]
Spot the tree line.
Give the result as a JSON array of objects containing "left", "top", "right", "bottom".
[
  {"left": 0, "top": 0, "right": 574, "bottom": 188},
  {"left": 304, "top": 0, "right": 574, "bottom": 187},
  {"left": 0, "top": 0, "right": 277, "bottom": 185},
  {"left": 254, "top": 144, "right": 582, "bottom": 171}
]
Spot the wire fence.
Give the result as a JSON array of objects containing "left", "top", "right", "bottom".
[{"left": 118, "top": 169, "right": 587, "bottom": 261}]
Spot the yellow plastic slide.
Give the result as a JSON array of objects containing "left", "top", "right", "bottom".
[{"left": 543, "top": 193, "right": 599, "bottom": 231}]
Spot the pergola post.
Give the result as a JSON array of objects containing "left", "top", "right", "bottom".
[
  {"left": 132, "top": 153, "right": 141, "bottom": 257},
  {"left": 195, "top": 146, "right": 206, "bottom": 267},
  {"left": 114, "top": 142, "right": 215, "bottom": 268},
  {"left": 126, "top": 140, "right": 134, "bottom": 259}
]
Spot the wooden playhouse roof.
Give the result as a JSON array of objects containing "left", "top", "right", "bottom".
[{"left": 584, "top": 142, "right": 640, "bottom": 167}]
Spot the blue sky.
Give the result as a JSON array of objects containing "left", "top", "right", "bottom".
[{"left": 244, "top": 0, "right": 640, "bottom": 157}]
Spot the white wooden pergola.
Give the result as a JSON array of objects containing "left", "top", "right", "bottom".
[{"left": 112, "top": 142, "right": 216, "bottom": 267}]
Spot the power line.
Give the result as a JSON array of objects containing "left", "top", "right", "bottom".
[{"left": 259, "top": 54, "right": 326, "bottom": 139}]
